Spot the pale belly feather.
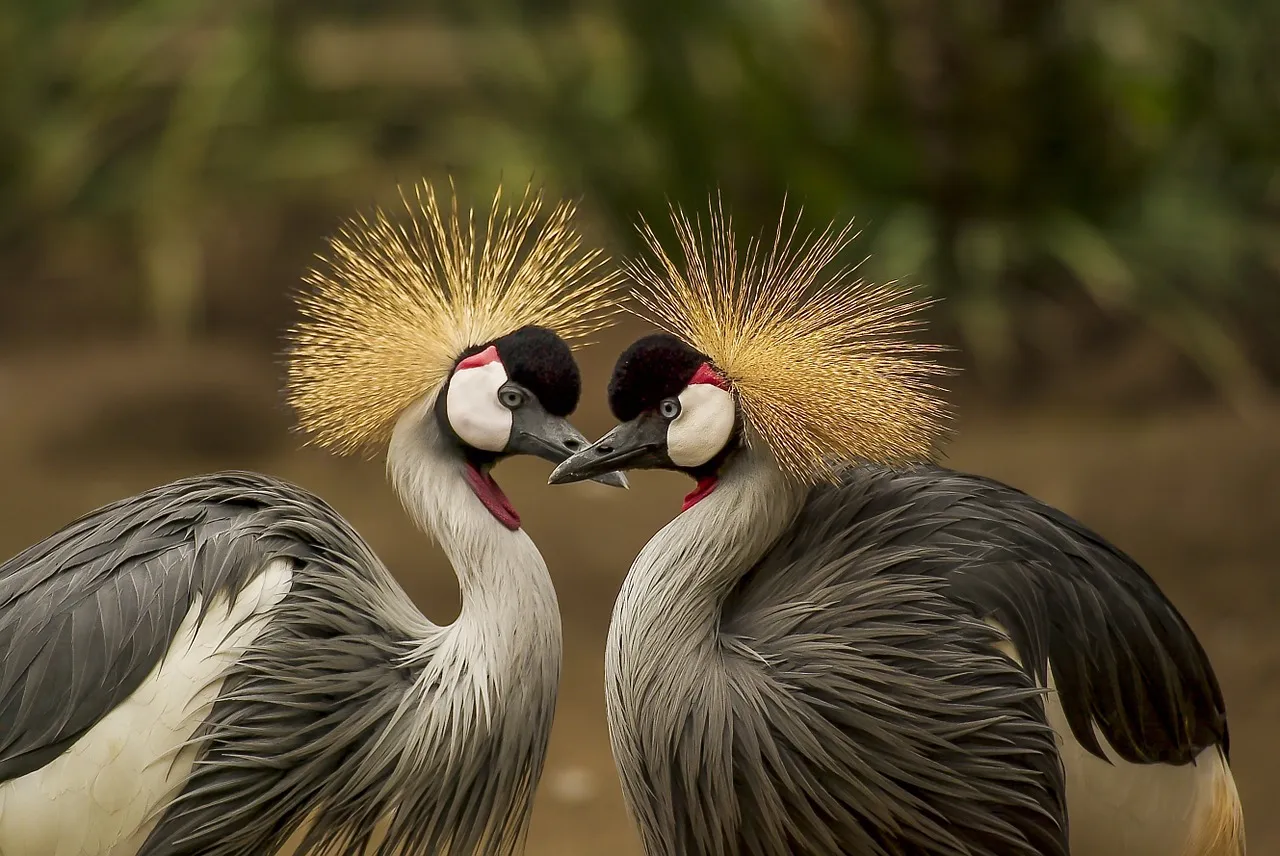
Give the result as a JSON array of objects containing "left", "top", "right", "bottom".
[
  {"left": 0, "top": 560, "right": 293, "bottom": 856},
  {"left": 1043, "top": 669, "right": 1244, "bottom": 856},
  {"left": 988, "top": 621, "right": 1244, "bottom": 856}
]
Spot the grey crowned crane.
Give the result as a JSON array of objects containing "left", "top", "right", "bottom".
[
  {"left": 550, "top": 201, "right": 1243, "bottom": 856},
  {"left": 0, "top": 183, "right": 625, "bottom": 856}
]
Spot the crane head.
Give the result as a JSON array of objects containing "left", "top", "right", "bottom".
[
  {"left": 285, "top": 180, "right": 622, "bottom": 459},
  {"left": 552, "top": 194, "right": 954, "bottom": 504},
  {"left": 439, "top": 324, "right": 629, "bottom": 474},
  {"left": 429, "top": 324, "right": 627, "bottom": 528}
]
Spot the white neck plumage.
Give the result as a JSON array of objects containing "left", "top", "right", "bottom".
[
  {"left": 386, "top": 391, "right": 561, "bottom": 741},
  {"left": 607, "top": 439, "right": 806, "bottom": 686}
]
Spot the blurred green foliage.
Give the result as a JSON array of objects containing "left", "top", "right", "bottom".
[{"left": 1, "top": 0, "right": 1277, "bottom": 396}]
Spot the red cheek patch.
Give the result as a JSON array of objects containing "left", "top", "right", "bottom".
[
  {"left": 689, "top": 362, "right": 729, "bottom": 390},
  {"left": 457, "top": 345, "right": 501, "bottom": 371}
]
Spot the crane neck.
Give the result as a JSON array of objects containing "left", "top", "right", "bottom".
[
  {"left": 605, "top": 437, "right": 806, "bottom": 855},
  {"left": 312, "top": 392, "right": 561, "bottom": 856},
  {"left": 614, "top": 439, "right": 807, "bottom": 650},
  {"left": 386, "top": 394, "right": 562, "bottom": 680}
]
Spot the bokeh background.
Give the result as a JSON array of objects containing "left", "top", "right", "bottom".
[{"left": 1, "top": 0, "right": 1277, "bottom": 852}]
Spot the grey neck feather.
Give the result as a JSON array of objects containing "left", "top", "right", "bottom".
[
  {"left": 604, "top": 438, "right": 804, "bottom": 853},
  {"left": 609, "top": 438, "right": 803, "bottom": 665},
  {"left": 387, "top": 394, "right": 561, "bottom": 671},
  {"left": 377, "top": 393, "right": 562, "bottom": 852},
  {"left": 606, "top": 441, "right": 800, "bottom": 729}
]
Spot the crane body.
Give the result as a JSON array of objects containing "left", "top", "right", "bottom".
[
  {"left": 596, "top": 445, "right": 1068, "bottom": 855},
  {"left": 0, "top": 182, "right": 623, "bottom": 855},
  {"left": 0, "top": 461, "right": 558, "bottom": 855},
  {"left": 549, "top": 200, "right": 1243, "bottom": 856},
  {"left": 596, "top": 446, "right": 1236, "bottom": 855}
]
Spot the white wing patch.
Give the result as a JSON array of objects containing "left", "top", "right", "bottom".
[
  {"left": 667, "top": 383, "right": 735, "bottom": 468},
  {"left": 1047, "top": 678, "right": 1239, "bottom": 856},
  {"left": 987, "top": 620, "right": 1242, "bottom": 856},
  {"left": 0, "top": 560, "right": 293, "bottom": 856},
  {"left": 446, "top": 361, "right": 512, "bottom": 453}
]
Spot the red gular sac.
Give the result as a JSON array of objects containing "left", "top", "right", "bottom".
[
  {"left": 464, "top": 463, "right": 521, "bottom": 531},
  {"left": 682, "top": 475, "right": 719, "bottom": 512}
]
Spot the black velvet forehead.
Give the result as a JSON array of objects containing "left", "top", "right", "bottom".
[
  {"left": 488, "top": 325, "right": 581, "bottom": 417},
  {"left": 607, "top": 333, "right": 709, "bottom": 421}
]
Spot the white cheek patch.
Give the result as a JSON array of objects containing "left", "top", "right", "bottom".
[
  {"left": 445, "top": 360, "right": 512, "bottom": 452},
  {"left": 667, "top": 383, "right": 735, "bottom": 468}
]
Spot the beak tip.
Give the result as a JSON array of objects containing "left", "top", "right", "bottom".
[{"left": 600, "top": 471, "right": 630, "bottom": 490}]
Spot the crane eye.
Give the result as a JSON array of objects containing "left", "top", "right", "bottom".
[
  {"left": 659, "top": 398, "right": 681, "bottom": 419},
  {"left": 499, "top": 388, "right": 525, "bottom": 409}
]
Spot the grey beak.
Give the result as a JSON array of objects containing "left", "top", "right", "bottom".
[
  {"left": 548, "top": 416, "right": 669, "bottom": 485},
  {"left": 506, "top": 407, "right": 629, "bottom": 489}
]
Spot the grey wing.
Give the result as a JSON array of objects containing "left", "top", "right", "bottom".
[
  {"left": 134, "top": 477, "right": 421, "bottom": 856},
  {"left": 137, "top": 622, "right": 412, "bottom": 856},
  {"left": 0, "top": 472, "right": 298, "bottom": 783},
  {"left": 721, "top": 502, "right": 1069, "bottom": 856},
  {"left": 800, "top": 466, "right": 1229, "bottom": 766}
]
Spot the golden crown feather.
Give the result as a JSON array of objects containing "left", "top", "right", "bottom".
[
  {"left": 623, "top": 196, "right": 952, "bottom": 483},
  {"left": 286, "top": 180, "right": 622, "bottom": 456}
]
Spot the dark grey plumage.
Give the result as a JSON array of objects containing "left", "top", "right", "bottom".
[
  {"left": 600, "top": 457, "right": 1232, "bottom": 856},
  {"left": 0, "top": 471, "right": 551, "bottom": 856},
  {"left": 810, "top": 464, "right": 1228, "bottom": 767},
  {"left": 606, "top": 461, "right": 1067, "bottom": 856},
  {"left": 731, "top": 476, "right": 1080, "bottom": 855}
]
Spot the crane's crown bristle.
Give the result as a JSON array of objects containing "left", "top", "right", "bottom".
[
  {"left": 285, "top": 181, "right": 621, "bottom": 456},
  {"left": 622, "top": 196, "right": 951, "bottom": 483}
]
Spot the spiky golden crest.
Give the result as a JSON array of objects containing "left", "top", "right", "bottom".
[
  {"left": 286, "top": 181, "right": 621, "bottom": 456},
  {"left": 625, "top": 197, "right": 951, "bottom": 483}
]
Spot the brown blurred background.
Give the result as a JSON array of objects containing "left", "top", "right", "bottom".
[{"left": 0, "top": 1, "right": 1277, "bottom": 853}]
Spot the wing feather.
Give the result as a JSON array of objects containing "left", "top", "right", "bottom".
[
  {"left": 0, "top": 472, "right": 305, "bottom": 783},
  {"left": 796, "top": 465, "right": 1229, "bottom": 766},
  {"left": 721, "top": 518, "right": 1069, "bottom": 856}
]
